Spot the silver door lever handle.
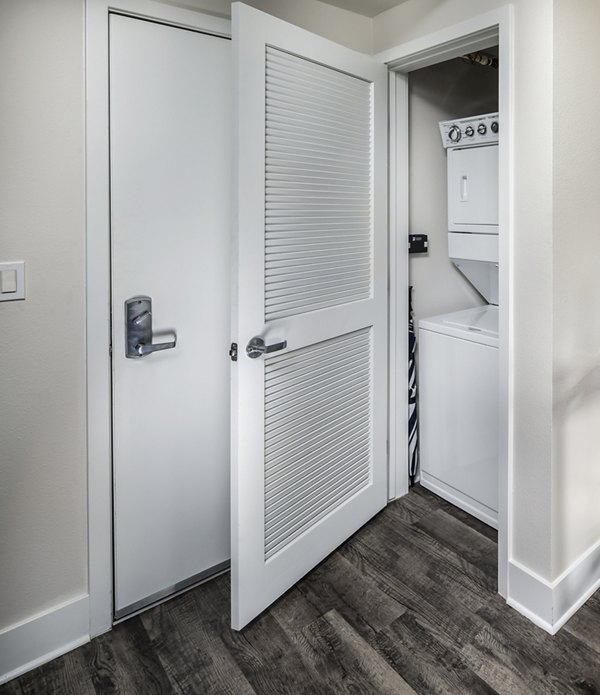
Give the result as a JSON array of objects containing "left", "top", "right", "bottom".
[
  {"left": 136, "top": 336, "right": 177, "bottom": 357},
  {"left": 246, "top": 336, "right": 287, "bottom": 359}
]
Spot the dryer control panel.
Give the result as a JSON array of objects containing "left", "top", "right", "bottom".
[{"left": 439, "top": 112, "right": 499, "bottom": 149}]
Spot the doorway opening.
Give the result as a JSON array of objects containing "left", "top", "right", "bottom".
[
  {"left": 384, "top": 12, "right": 511, "bottom": 598},
  {"left": 408, "top": 52, "right": 499, "bottom": 524}
]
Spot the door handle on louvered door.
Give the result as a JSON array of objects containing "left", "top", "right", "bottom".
[
  {"left": 245, "top": 336, "right": 287, "bottom": 359},
  {"left": 125, "top": 296, "right": 177, "bottom": 359}
]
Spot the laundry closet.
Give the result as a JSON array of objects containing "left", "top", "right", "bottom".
[{"left": 406, "top": 51, "right": 500, "bottom": 527}]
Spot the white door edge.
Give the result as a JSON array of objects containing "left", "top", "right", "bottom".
[{"left": 85, "top": 0, "right": 231, "bottom": 638}]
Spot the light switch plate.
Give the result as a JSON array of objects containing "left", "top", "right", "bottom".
[{"left": 0, "top": 262, "right": 25, "bottom": 301}]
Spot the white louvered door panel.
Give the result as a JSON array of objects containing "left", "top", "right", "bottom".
[
  {"left": 232, "top": 4, "right": 388, "bottom": 630},
  {"left": 265, "top": 47, "right": 373, "bottom": 320}
]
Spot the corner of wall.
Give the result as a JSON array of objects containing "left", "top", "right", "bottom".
[{"left": 508, "top": 539, "right": 600, "bottom": 634}]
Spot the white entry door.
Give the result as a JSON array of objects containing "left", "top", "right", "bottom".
[
  {"left": 110, "top": 14, "right": 231, "bottom": 618},
  {"left": 231, "top": 4, "right": 389, "bottom": 629}
]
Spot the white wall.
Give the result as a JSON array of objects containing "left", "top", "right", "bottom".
[
  {"left": 375, "top": 0, "right": 556, "bottom": 580},
  {"left": 0, "top": 0, "right": 88, "bottom": 631},
  {"left": 408, "top": 56, "right": 498, "bottom": 326},
  {"left": 552, "top": 0, "right": 600, "bottom": 578}
]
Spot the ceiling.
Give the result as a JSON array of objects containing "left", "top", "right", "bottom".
[{"left": 317, "top": 0, "right": 410, "bottom": 18}]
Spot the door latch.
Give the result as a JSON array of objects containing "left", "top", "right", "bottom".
[{"left": 245, "top": 336, "right": 287, "bottom": 359}]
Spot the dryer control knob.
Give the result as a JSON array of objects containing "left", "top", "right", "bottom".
[
  {"left": 448, "top": 125, "right": 461, "bottom": 143},
  {"left": 465, "top": 126, "right": 474, "bottom": 137},
  {"left": 491, "top": 121, "right": 499, "bottom": 133},
  {"left": 477, "top": 123, "right": 487, "bottom": 135}
]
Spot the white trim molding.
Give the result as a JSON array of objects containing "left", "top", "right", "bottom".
[
  {"left": 508, "top": 560, "right": 554, "bottom": 630},
  {"left": 0, "top": 595, "right": 89, "bottom": 686},
  {"left": 375, "top": 8, "right": 505, "bottom": 71},
  {"left": 387, "top": 69, "right": 409, "bottom": 501},
  {"left": 508, "top": 540, "right": 600, "bottom": 634}
]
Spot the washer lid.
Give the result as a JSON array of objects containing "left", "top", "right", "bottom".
[{"left": 419, "top": 305, "right": 499, "bottom": 347}]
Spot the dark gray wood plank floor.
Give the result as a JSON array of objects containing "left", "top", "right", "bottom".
[{"left": 3, "top": 485, "right": 600, "bottom": 695}]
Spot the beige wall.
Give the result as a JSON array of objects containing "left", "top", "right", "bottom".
[
  {"left": 0, "top": 0, "right": 87, "bottom": 629},
  {"left": 552, "top": 0, "right": 600, "bottom": 577},
  {"left": 162, "top": 0, "right": 372, "bottom": 52},
  {"left": 408, "top": 56, "right": 498, "bottom": 326},
  {"left": 160, "top": 0, "right": 230, "bottom": 16},
  {"left": 375, "top": 0, "right": 556, "bottom": 580},
  {"left": 248, "top": 0, "right": 371, "bottom": 52}
]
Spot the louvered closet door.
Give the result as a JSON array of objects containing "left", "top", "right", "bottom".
[{"left": 232, "top": 3, "right": 388, "bottom": 629}]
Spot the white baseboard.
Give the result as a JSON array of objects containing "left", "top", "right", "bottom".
[
  {"left": 507, "top": 560, "right": 554, "bottom": 632},
  {"left": 420, "top": 472, "right": 498, "bottom": 529},
  {"left": 0, "top": 594, "right": 90, "bottom": 685},
  {"left": 552, "top": 539, "right": 600, "bottom": 631},
  {"left": 508, "top": 539, "right": 600, "bottom": 634}
]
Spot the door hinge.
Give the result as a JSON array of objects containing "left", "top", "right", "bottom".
[{"left": 229, "top": 342, "right": 238, "bottom": 362}]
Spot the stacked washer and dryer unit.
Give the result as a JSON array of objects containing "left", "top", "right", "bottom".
[{"left": 418, "top": 113, "right": 500, "bottom": 528}]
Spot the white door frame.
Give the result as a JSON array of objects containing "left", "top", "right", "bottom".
[
  {"left": 379, "top": 6, "right": 513, "bottom": 597},
  {"left": 85, "top": 0, "right": 231, "bottom": 638}
]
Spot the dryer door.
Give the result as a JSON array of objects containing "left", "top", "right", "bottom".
[{"left": 448, "top": 144, "right": 498, "bottom": 233}]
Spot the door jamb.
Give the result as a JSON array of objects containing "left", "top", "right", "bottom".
[
  {"left": 386, "top": 69, "right": 409, "bottom": 502},
  {"left": 85, "top": 0, "right": 231, "bottom": 638},
  {"left": 380, "top": 6, "right": 513, "bottom": 598}
]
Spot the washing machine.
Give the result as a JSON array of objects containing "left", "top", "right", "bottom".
[
  {"left": 418, "top": 305, "right": 499, "bottom": 528},
  {"left": 417, "top": 113, "right": 500, "bottom": 527}
]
